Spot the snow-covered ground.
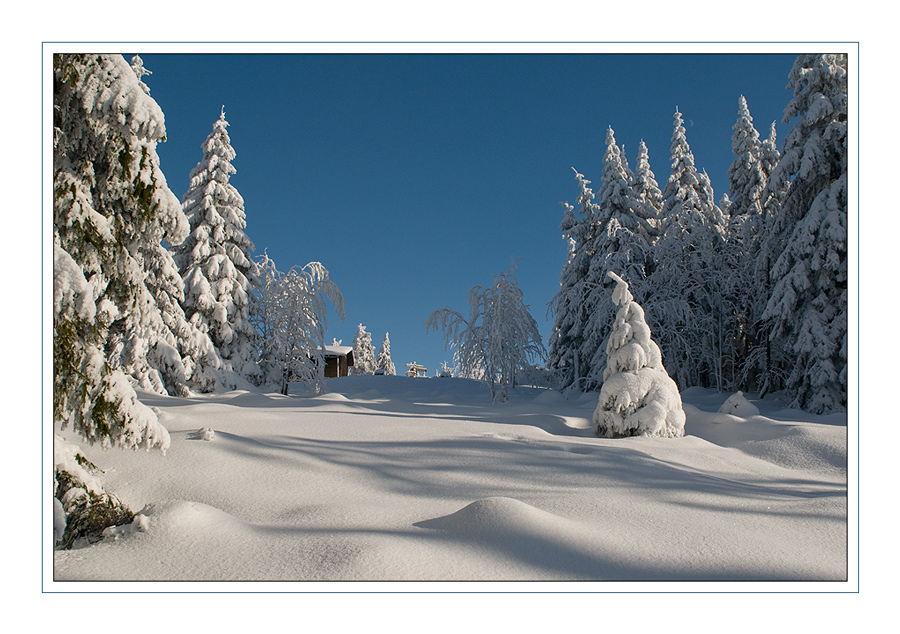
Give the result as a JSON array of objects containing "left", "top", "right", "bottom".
[{"left": 51, "top": 375, "right": 848, "bottom": 588}]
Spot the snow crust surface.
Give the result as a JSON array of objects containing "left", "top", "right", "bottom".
[{"left": 53, "top": 375, "right": 847, "bottom": 583}]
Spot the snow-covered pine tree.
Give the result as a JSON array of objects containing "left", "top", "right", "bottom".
[
  {"left": 725, "top": 98, "right": 783, "bottom": 392},
  {"left": 593, "top": 272, "right": 685, "bottom": 438},
  {"left": 631, "top": 139, "right": 664, "bottom": 233},
  {"left": 102, "top": 56, "right": 231, "bottom": 398},
  {"left": 428, "top": 264, "right": 545, "bottom": 402},
  {"left": 175, "top": 108, "right": 260, "bottom": 387},
  {"left": 376, "top": 332, "right": 396, "bottom": 375},
  {"left": 547, "top": 170, "right": 600, "bottom": 392},
  {"left": 727, "top": 96, "right": 767, "bottom": 219},
  {"left": 53, "top": 53, "right": 177, "bottom": 453},
  {"left": 579, "top": 128, "right": 654, "bottom": 391},
  {"left": 646, "top": 108, "right": 729, "bottom": 390},
  {"left": 762, "top": 53, "right": 848, "bottom": 413},
  {"left": 352, "top": 324, "right": 378, "bottom": 375}
]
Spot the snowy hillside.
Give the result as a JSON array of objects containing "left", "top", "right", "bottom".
[{"left": 52, "top": 375, "right": 847, "bottom": 585}]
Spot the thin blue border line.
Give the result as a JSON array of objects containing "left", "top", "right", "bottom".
[
  {"left": 42, "top": 40, "right": 860, "bottom": 46},
  {"left": 43, "top": 43, "right": 860, "bottom": 594}
]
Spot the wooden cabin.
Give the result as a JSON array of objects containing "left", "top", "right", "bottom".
[{"left": 323, "top": 344, "right": 354, "bottom": 377}]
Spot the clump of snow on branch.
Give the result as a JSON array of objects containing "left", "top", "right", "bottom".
[{"left": 594, "top": 272, "right": 685, "bottom": 438}]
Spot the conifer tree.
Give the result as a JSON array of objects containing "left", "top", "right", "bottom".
[
  {"left": 376, "top": 332, "right": 396, "bottom": 375},
  {"left": 352, "top": 324, "right": 378, "bottom": 375},
  {"left": 579, "top": 128, "right": 654, "bottom": 390},
  {"left": 726, "top": 100, "right": 782, "bottom": 392},
  {"left": 175, "top": 108, "right": 260, "bottom": 386},
  {"left": 631, "top": 139, "right": 664, "bottom": 233},
  {"left": 53, "top": 53, "right": 178, "bottom": 452},
  {"left": 594, "top": 272, "right": 685, "bottom": 438},
  {"left": 647, "top": 108, "right": 729, "bottom": 390},
  {"left": 547, "top": 171, "right": 599, "bottom": 391},
  {"left": 727, "top": 96, "right": 767, "bottom": 219},
  {"left": 763, "top": 53, "right": 848, "bottom": 413}
]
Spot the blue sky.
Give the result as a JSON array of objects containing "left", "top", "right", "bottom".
[{"left": 137, "top": 51, "right": 797, "bottom": 377}]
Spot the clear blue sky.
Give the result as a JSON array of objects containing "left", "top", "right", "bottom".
[{"left": 137, "top": 51, "right": 797, "bottom": 377}]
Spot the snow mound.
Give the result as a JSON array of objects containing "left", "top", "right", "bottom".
[
  {"left": 718, "top": 391, "right": 760, "bottom": 417},
  {"left": 416, "top": 497, "right": 577, "bottom": 537},
  {"left": 532, "top": 389, "right": 565, "bottom": 405}
]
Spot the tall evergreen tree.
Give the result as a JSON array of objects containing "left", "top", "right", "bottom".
[
  {"left": 175, "top": 108, "right": 260, "bottom": 386},
  {"left": 763, "top": 53, "right": 848, "bottom": 413},
  {"left": 376, "top": 332, "right": 396, "bottom": 375},
  {"left": 728, "top": 105, "right": 783, "bottom": 392},
  {"left": 727, "top": 96, "right": 767, "bottom": 219},
  {"left": 53, "top": 53, "right": 176, "bottom": 452},
  {"left": 630, "top": 139, "right": 664, "bottom": 233},
  {"left": 579, "top": 128, "right": 654, "bottom": 390},
  {"left": 547, "top": 170, "right": 600, "bottom": 391},
  {"left": 646, "top": 108, "right": 729, "bottom": 390}
]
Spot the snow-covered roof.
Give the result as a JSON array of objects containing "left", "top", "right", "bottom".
[{"left": 322, "top": 345, "right": 354, "bottom": 357}]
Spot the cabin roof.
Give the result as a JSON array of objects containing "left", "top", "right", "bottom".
[{"left": 322, "top": 345, "right": 354, "bottom": 357}]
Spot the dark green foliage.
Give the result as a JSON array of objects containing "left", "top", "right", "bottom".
[{"left": 54, "top": 455, "right": 134, "bottom": 549}]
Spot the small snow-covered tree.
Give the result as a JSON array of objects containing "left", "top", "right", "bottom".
[
  {"left": 251, "top": 253, "right": 345, "bottom": 395},
  {"left": 175, "top": 108, "right": 260, "bottom": 386},
  {"left": 254, "top": 255, "right": 345, "bottom": 394},
  {"left": 428, "top": 264, "right": 546, "bottom": 402},
  {"left": 594, "top": 272, "right": 685, "bottom": 438},
  {"left": 351, "top": 324, "right": 378, "bottom": 375},
  {"left": 376, "top": 332, "right": 396, "bottom": 375},
  {"left": 763, "top": 53, "right": 848, "bottom": 413}
]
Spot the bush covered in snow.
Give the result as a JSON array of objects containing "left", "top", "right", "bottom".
[
  {"left": 54, "top": 436, "right": 133, "bottom": 549},
  {"left": 593, "top": 272, "right": 685, "bottom": 438}
]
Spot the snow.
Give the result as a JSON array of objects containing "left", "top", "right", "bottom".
[{"left": 52, "top": 375, "right": 847, "bottom": 586}]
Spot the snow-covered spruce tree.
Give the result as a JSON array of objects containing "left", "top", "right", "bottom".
[
  {"left": 250, "top": 253, "right": 345, "bottom": 395},
  {"left": 725, "top": 97, "right": 782, "bottom": 392},
  {"left": 727, "top": 96, "right": 767, "bottom": 220},
  {"left": 376, "top": 332, "right": 396, "bottom": 375},
  {"left": 53, "top": 53, "right": 175, "bottom": 452},
  {"left": 763, "top": 53, "right": 848, "bottom": 413},
  {"left": 428, "top": 264, "right": 546, "bottom": 402},
  {"left": 54, "top": 54, "right": 178, "bottom": 545},
  {"left": 579, "top": 128, "right": 655, "bottom": 391},
  {"left": 352, "top": 324, "right": 378, "bottom": 375},
  {"left": 174, "top": 108, "right": 260, "bottom": 387},
  {"left": 547, "top": 170, "right": 600, "bottom": 392},
  {"left": 594, "top": 272, "right": 685, "bottom": 438},
  {"left": 646, "top": 108, "right": 729, "bottom": 391},
  {"left": 630, "top": 139, "right": 664, "bottom": 232}
]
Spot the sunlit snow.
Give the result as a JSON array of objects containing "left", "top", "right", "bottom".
[{"left": 53, "top": 375, "right": 847, "bottom": 583}]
